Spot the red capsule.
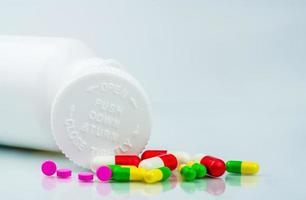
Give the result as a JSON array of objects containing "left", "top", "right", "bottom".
[
  {"left": 139, "top": 153, "right": 178, "bottom": 170},
  {"left": 115, "top": 155, "right": 141, "bottom": 166},
  {"left": 141, "top": 150, "right": 192, "bottom": 164},
  {"left": 160, "top": 154, "right": 178, "bottom": 170},
  {"left": 141, "top": 150, "right": 167, "bottom": 160},
  {"left": 91, "top": 155, "right": 141, "bottom": 171},
  {"left": 196, "top": 155, "right": 225, "bottom": 177}
]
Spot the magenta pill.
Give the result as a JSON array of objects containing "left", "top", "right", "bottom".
[
  {"left": 78, "top": 172, "right": 94, "bottom": 182},
  {"left": 96, "top": 165, "right": 112, "bottom": 182},
  {"left": 41, "top": 160, "right": 57, "bottom": 176},
  {"left": 57, "top": 169, "right": 72, "bottom": 179}
]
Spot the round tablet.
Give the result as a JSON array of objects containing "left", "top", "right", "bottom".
[
  {"left": 51, "top": 65, "right": 152, "bottom": 169},
  {"left": 96, "top": 165, "right": 112, "bottom": 182},
  {"left": 78, "top": 172, "right": 94, "bottom": 182},
  {"left": 57, "top": 169, "right": 72, "bottom": 178},
  {"left": 41, "top": 160, "right": 57, "bottom": 176}
]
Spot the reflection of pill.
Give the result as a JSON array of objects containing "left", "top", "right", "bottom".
[
  {"left": 91, "top": 155, "right": 141, "bottom": 171},
  {"left": 205, "top": 178, "right": 226, "bottom": 195},
  {"left": 41, "top": 160, "right": 57, "bottom": 176},
  {"left": 57, "top": 169, "right": 72, "bottom": 178},
  {"left": 226, "top": 161, "right": 259, "bottom": 175},
  {"left": 41, "top": 177, "right": 57, "bottom": 191},
  {"left": 78, "top": 172, "right": 94, "bottom": 182},
  {"left": 139, "top": 154, "right": 178, "bottom": 170},
  {"left": 96, "top": 165, "right": 112, "bottom": 182},
  {"left": 225, "top": 174, "right": 259, "bottom": 187}
]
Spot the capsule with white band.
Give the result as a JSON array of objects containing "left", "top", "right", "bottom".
[
  {"left": 139, "top": 154, "right": 178, "bottom": 170},
  {"left": 141, "top": 150, "right": 191, "bottom": 164},
  {"left": 90, "top": 155, "right": 140, "bottom": 171}
]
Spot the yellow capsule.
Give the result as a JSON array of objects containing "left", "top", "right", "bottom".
[
  {"left": 186, "top": 161, "right": 195, "bottom": 166},
  {"left": 178, "top": 164, "right": 196, "bottom": 181},
  {"left": 130, "top": 167, "right": 146, "bottom": 181},
  {"left": 121, "top": 165, "right": 137, "bottom": 168},
  {"left": 241, "top": 162, "right": 260, "bottom": 175},
  {"left": 178, "top": 164, "right": 185, "bottom": 173},
  {"left": 226, "top": 161, "right": 259, "bottom": 175},
  {"left": 121, "top": 165, "right": 147, "bottom": 181},
  {"left": 143, "top": 169, "right": 163, "bottom": 183}
]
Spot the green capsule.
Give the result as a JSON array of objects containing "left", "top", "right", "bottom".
[
  {"left": 226, "top": 161, "right": 242, "bottom": 173},
  {"left": 186, "top": 161, "right": 207, "bottom": 178},
  {"left": 226, "top": 160, "right": 259, "bottom": 175},
  {"left": 159, "top": 167, "right": 171, "bottom": 181},
  {"left": 191, "top": 163, "right": 207, "bottom": 178},
  {"left": 112, "top": 166, "right": 130, "bottom": 181},
  {"left": 180, "top": 165, "right": 196, "bottom": 181},
  {"left": 106, "top": 164, "right": 121, "bottom": 180},
  {"left": 108, "top": 164, "right": 121, "bottom": 172},
  {"left": 143, "top": 167, "right": 171, "bottom": 183}
]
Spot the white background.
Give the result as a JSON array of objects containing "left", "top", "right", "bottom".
[{"left": 0, "top": 0, "right": 306, "bottom": 199}]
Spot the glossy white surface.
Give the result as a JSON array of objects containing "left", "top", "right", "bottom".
[
  {"left": 0, "top": 0, "right": 306, "bottom": 199},
  {"left": 1, "top": 103, "right": 306, "bottom": 199}
]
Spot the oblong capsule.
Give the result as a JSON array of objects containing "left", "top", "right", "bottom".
[
  {"left": 112, "top": 166, "right": 130, "bottom": 181},
  {"left": 143, "top": 167, "right": 171, "bottom": 183},
  {"left": 187, "top": 161, "right": 207, "bottom": 178},
  {"left": 139, "top": 154, "right": 178, "bottom": 170},
  {"left": 141, "top": 150, "right": 191, "bottom": 164},
  {"left": 226, "top": 161, "right": 259, "bottom": 175},
  {"left": 178, "top": 164, "right": 196, "bottom": 181},
  {"left": 194, "top": 154, "right": 226, "bottom": 177},
  {"left": 121, "top": 166, "right": 147, "bottom": 181},
  {"left": 111, "top": 165, "right": 147, "bottom": 181},
  {"left": 91, "top": 155, "right": 141, "bottom": 171},
  {"left": 141, "top": 150, "right": 167, "bottom": 160}
]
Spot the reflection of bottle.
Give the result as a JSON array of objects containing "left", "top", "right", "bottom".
[{"left": 0, "top": 36, "right": 152, "bottom": 169}]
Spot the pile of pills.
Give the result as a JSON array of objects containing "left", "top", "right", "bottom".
[
  {"left": 41, "top": 160, "right": 94, "bottom": 182},
  {"left": 41, "top": 150, "right": 260, "bottom": 184}
]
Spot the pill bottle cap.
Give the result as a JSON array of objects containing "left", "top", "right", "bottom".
[{"left": 50, "top": 58, "right": 152, "bottom": 169}]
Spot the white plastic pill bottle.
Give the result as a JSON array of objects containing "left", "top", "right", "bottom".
[{"left": 0, "top": 36, "right": 152, "bottom": 168}]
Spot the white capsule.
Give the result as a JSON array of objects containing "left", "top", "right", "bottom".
[
  {"left": 170, "top": 151, "right": 191, "bottom": 164},
  {"left": 90, "top": 155, "right": 141, "bottom": 171},
  {"left": 193, "top": 154, "right": 208, "bottom": 162},
  {"left": 90, "top": 156, "right": 115, "bottom": 171},
  {"left": 139, "top": 157, "right": 164, "bottom": 170},
  {"left": 139, "top": 154, "right": 178, "bottom": 170}
]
